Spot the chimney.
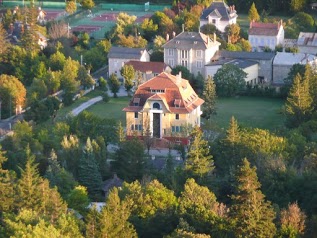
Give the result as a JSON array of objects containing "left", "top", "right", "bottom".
[
  {"left": 213, "top": 32, "right": 216, "bottom": 42},
  {"left": 166, "top": 33, "right": 169, "bottom": 41},
  {"left": 250, "top": 21, "right": 253, "bottom": 29},
  {"left": 182, "top": 24, "right": 184, "bottom": 32},
  {"left": 176, "top": 71, "right": 182, "bottom": 84},
  {"left": 173, "top": 31, "right": 176, "bottom": 38},
  {"left": 233, "top": 5, "right": 235, "bottom": 11}
]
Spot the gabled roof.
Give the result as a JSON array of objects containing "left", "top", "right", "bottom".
[
  {"left": 206, "top": 59, "right": 258, "bottom": 69},
  {"left": 249, "top": 21, "right": 283, "bottom": 36},
  {"left": 219, "top": 50, "right": 276, "bottom": 60},
  {"left": 125, "top": 61, "right": 169, "bottom": 74},
  {"left": 163, "top": 31, "right": 220, "bottom": 50},
  {"left": 273, "top": 52, "right": 317, "bottom": 65},
  {"left": 200, "top": 1, "right": 237, "bottom": 21},
  {"left": 108, "top": 46, "right": 147, "bottom": 59},
  {"left": 297, "top": 32, "right": 317, "bottom": 46},
  {"left": 123, "top": 72, "right": 204, "bottom": 114}
]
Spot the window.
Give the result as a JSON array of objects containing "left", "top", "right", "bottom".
[
  {"left": 196, "top": 60, "right": 203, "bottom": 68},
  {"left": 168, "top": 59, "right": 174, "bottom": 67},
  {"left": 168, "top": 49, "right": 174, "bottom": 56},
  {"left": 134, "top": 112, "right": 138, "bottom": 119},
  {"left": 212, "top": 19, "right": 216, "bottom": 24},
  {"left": 174, "top": 99, "right": 181, "bottom": 108},
  {"left": 181, "top": 50, "right": 188, "bottom": 58},
  {"left": 133, "top": 98, "right": 140, "bottom": 106},
  {"left": 181, "top": 60, "right": 188, "bottom": 67},
  {"left": 196, "top": 50, "right": 202, "bottom": 58},
  {"left": 172, "top": 126, "right": 181, "bottom": 133},
  {"left": 176, "top": 114, "right": 179, "bottom": 120},
  {"left": 153, "top": 102, "right": 160, "bottom": 109},
  {"left": 131, "top": 124, "right": 142, "bottom": 131}
]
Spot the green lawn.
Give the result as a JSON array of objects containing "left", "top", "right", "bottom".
[
  {"left": 85, "top": 96, "right": 130, "bottom": 123},
  {"left": 212, "top": 96, "right": 285, "bottom": 131},
  {"left": 82, "top": 96, "right": 285, "bottom": 131}
]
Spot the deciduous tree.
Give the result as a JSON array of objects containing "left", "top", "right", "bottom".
[
  {"left": 202, "top": 76, "right": 217, "bottom": 120},
  {"left": 108, "top": 73, "right": 121, "bottom": 98},
  {"left": 120, "top": 64, "right": 135, "bottom": 96}
]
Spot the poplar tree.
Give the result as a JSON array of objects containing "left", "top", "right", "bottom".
[
  {"left": 185, "top": 126, "right": 214, "bottom": 180},
  {"left": 285, "top": 73, "right": 313, "bottom": 127},
  {"left": 120, "top": 64, "right": 135, "bottom": 96},
  {"left": 109, "top": 73, "right": 121, "bottom": 98},
  {"left": 202, "top": 76, "right": 217, "bottom": 120},
  {"left": 86, "top": 205, "right": 101, "bottom": 238},
  {"left": 230, "top": 158, "right": 276, "bottom": 238},
  {"left": 248, "top": 2, "right": 260, "bottom": 22}
]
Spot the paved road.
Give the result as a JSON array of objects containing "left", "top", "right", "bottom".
[{"left": 70, "top": 96, "right": 103, "bottom": 116}]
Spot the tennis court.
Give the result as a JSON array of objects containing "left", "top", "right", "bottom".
[
  {"left": 71, "top": 25, "right": 102, "bottom": 34},
  {"left": 44, "top": 9, "right": 66, "bottom": 21}
]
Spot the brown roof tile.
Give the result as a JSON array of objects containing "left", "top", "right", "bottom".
[
  {"left": 249, "top": 21, "right": 282, "bottom": 36},
  {"left": 123, "top": 72, "right": 204, "bottom": 113}
]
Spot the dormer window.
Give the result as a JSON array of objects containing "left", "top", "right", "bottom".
[
  {"left": 174, "top": 99, "right": 181, "bottom": 108},
  {"left": 194, "top": 41, "right": 197, "bottom": 44},
  {"left": 133, "top": 98, "right": 140, "bottom": 106},
  {"left": 153, "top": 102, "right": 160, "bottom": 109},
  {"left": 176, "top": 41, "right": 180, "bottom": 44}
]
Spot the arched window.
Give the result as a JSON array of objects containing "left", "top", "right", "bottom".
[{"left": 153, "top": 102, "right": 160, "bottom": 109}]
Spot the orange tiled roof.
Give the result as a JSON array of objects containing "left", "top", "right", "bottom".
[
  {"left": 125, "top": 61, "right": 169, "bottom": 73},
  {"left": 249, "top": 21, "right": 282, "bottom": 36},
  {"left": 123, "top": 72, "right": 204, "bottom": 114}
]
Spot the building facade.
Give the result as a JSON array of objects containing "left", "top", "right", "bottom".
[
  {"left": 200, "top": 0, "right": 238, "bottom": 32},
  {"left": 297, "top": 32, "right": 317, "bottom": 55},
  {"left": 163, "top": 31, "right": 220, "bottom": 77},
  {"left": 248, "top": 21, "right": 284, "bottom": 51},
  {"left": 108, "top": 47, "right": 150, "bottom": 80},
  {"left": 123, "top": 72, "right": 204, "bottom": 144}
]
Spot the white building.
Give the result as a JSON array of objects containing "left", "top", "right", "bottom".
[
  {"left": 108, "top": 47, "right": 150, "bottom": 80},
  {"left": 200, "top": 0, "right": 238, "bottom": 32},
  {"left": 248, "top": 21, "right": 284, "bottom": 51},
  {"left": 163, "top": 31, "right": 221, "bottom": 77}
]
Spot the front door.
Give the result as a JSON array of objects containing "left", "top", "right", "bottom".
[{"left": 153, "top": 113, "right": 160, "bottom": 138}]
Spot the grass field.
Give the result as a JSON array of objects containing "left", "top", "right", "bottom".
[
  {"left": 82, "top": 95, "right": 285, "bottom": 131},
  {"left": 212, "top": 96, "right": 285, "bottom": 131}
]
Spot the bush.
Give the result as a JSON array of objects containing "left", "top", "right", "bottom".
[{"left": 103, "top": 92, "right": 110, "bottom": 102}]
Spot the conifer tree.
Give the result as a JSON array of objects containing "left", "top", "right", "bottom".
[
  {"left": 117, "top": 121, "right": 126, "bottom": 143},
  {"left": 185, "top": 126, "right": 214, "bottom": 180},
  {"left": 21, "top": 5, "right": 40, "bottom": 53},
  {"left": 86, "top": 205, "right": 101, "bottom": 238},
  {"left": 202, "top": 76, "right": 217, "bottom": 120},
  {"left": 225, "top": 116, "right": 240, "bottom": 145},
  {"left": 230, "top": 158, "right": 276, "bottom": 238},
  {"left": 248, "top": 2, "right": 260, "bottom": 22},
  {"left": 78, "top": 138, "right": 103, "bottom": 200},
  {"left": 0, "top": 23, "right": 9, "bottom": 59},
  {"left": 99, "top": 187, "right": 137, "bottom": 237},
  {"left": 16, "top": 146, "right": 42, "bottom": 211},
  {"left": 306, "top": 64, "right": 317, "bottom": 110},
  {"left": 0, "top": 147, "right": 15, "bottom": 213},
  {"left": 285, "top": 73, "right": 313, "bottom": 127}
]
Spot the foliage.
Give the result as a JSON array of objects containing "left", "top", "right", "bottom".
[
  {"left": 80, "top": 0, "right": 95, "bottom": 9},
  {"left": 108, "top": 73, "right": 121, "bottom": 98},
  {"left": 185, "top": 126, "right": 214, "bottom": 180},
  {"left": 112, "top": 138, "right": 146, "bottom": 182},
  {"left": 65, "top": 0, "right": 77, "bottom": 14},
  {"left": 214, "top": 64, "right": 247, "bottom": 97},
  {"left": 120, "top": 64, "right": 135, "bottom": 96},
  {"left": 248, "top": 2, "right": 260, "bottom": 21},
  {"left": 202, "top": 76, "right": 217, "bottom": 120},
  {"left": 285, "top": 73, "right": 313, "bottom": 128},
  {"left": 67, "top": 185, "right": 90, "bottom": 216},
  {"left": 99, "top": 187, "right": 137, "bottom": 237},
  {"left": 230, "top": 158, "right": 276, "bottom": 237},
  {"left": 0, "top": 74, "right": 26, "bottom": 118},
  {"left": 225, "top": 23, "right": 240, "bottom": 44}
]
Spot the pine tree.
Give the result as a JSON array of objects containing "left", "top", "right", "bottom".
[
  {"left": 0, "top": 147, "right": 15, "bottom": 213},
  {"left": 248, "top": 2, "right": 260, "bottom": 22},
  {"left": 285, "top": 73, "right": 313, "bottom": 127},
  {"left": 307, "top": 64, "right": 317, "bottom": 110},
  {"left": 185, "top": 126, "right": 214, "bottom": 180},
  {"left": 117, "top": 121, "right": 126, "bottom": 143},
  {"left": 225, "top": 116, "right": 240, "bottom": 145},
  {"left": 16, "top": 146, "right": 42, "bottom": 211},
  {"left": 78, "top": 138, "right": 103, "bottom": 200},
  {"left": 230, "top": 158, "right": 276, "bottom": 238},
  {"left": 202, "top": 76, "right": 217, "bottom": 120},
  {"left": 21, "top": 5, "right": 40, "bottom": 53},
  {"left": 86, "top": 205, "right": 101, "bottom": 238},
  {"left": 99, "top": 187, "right": 137, "bottom": 237}
]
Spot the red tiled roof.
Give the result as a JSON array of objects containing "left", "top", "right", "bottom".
[
  {"left": 123, "top": 72, "right": 204, "bottom": 114},
  {"left": 125, "top": 61, "right": 169, "bottom": 74},
  {"left": 249, "top": 21, "right": 282, "bottom": 36}
]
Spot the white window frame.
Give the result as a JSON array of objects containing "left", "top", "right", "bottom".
[
  {"left": 168, "top": 48, "right": 174, "bottom": 56},
  {"left": 196, "top": 50, "right": 202, "bottom": 58}
]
